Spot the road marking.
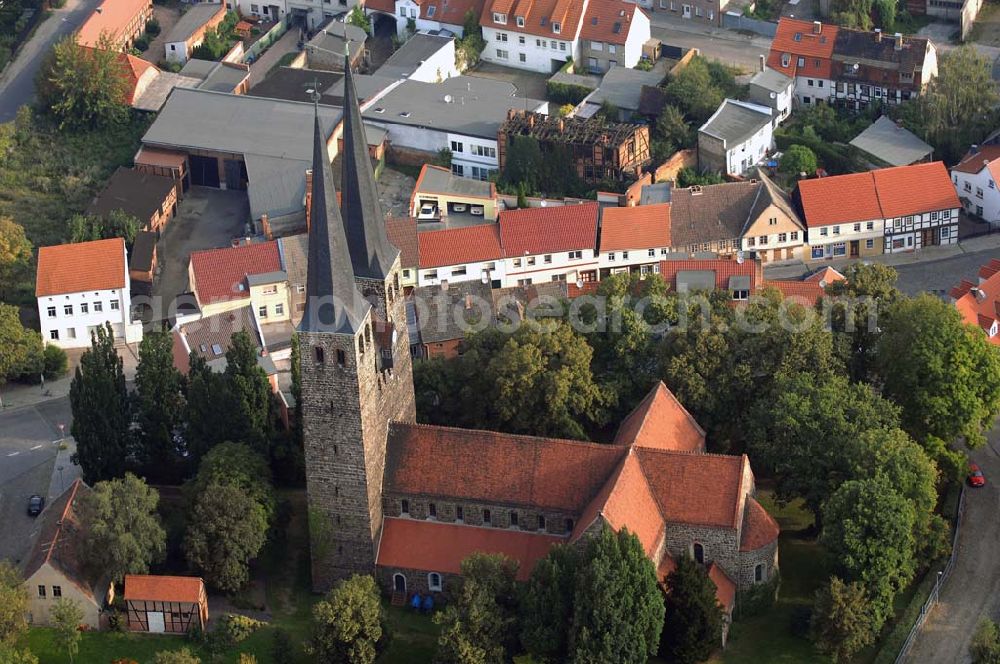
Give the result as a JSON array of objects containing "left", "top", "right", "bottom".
[
  {"left": 30, "top": 445, "right": 42, "bottom": 450},
  {"left": 6, "top": 452, "right": 19, "bottom": 456}
]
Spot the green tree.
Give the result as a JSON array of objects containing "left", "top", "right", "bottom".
[
  {"left": 151, "top": 648, "right": 201, "bottom": 664},
  {"left": 971, "top": 618, "right": 1000, "bottom": 664},
  {"left": 224, "top": 330, "right": 273, "bottom": 454},
  {"left": 70, "top": 322, "right": 131, "bottom": 484},
  {"left": 877, "top": 294, "right": 1000, "bottom": 452},
  {"left": 0, "top": 304, "right": 42, "bottom": 394},
  {"left": 501, "top": 135, "right": 543, "bottom": 194},
  {"left": 184, "top": 353, "right": 233, "bottom": 462},
  {"left": 50, "top": 598, "right": 83, "bottom": 663},
  {"left": 779, "top": 144, "right": 818, "bottom": 175},
  {"left": 568, "top": 528, "right": 664, "bottom": 664},
  {"left": 655, "top": 104, "right": 693, "bottom": 154},
  {"left": 659, "top": 555, "right": 723, "bottom": 664},
  {"left": 825, "top": 262, "right": 900, "bottom": 381},
  {"left": 810, "top": 577, "right": 882, "bottom": 663},
  {"left": 188, "top": 441, "right": 275, "bottom": 521},
  {"left": 36, "top": 35, "right": 130, "bottom": 130},
  {"left": 675, "top": 167, "right": 725, "bottom": 187},
  {"left": 310, "top": 575, "right": 386, "bottom": 664},
  {"left": 0, "top": 644, "right": 39, "bottom": 664},
  {"left": 434, "top": 554, "right": 520, "bottom": 664},
  {"left": 598, "top": 100, "right": 620, "bottom": 123},
  {"left": 821, "top": 477, "right": 916, "bottom": 614},
  {"left": 520, "top": 544, "right": 580, "bottom": 662},
  {"left": 68, "top": 209, "right": 140, "bottom": 248},
  {"left": 0, "top": 562, "right": 28, "bottom": 645},
  {"left": 184, "top": 482, "right": 268, "bottom": 593},
  {"left": 43, "top": 345, "right": 68, "bottom": 380},
  {"left": 347, "top": 5, "right": 372, "bottom": 33},
  {"left": 663, "top": 57, "right": 724, "bottom": 124},
  {"left": 80, "top": 473, "right": 166, "bottom": 584},
  {"left": 135, "top": 331, "right": 186, "bottom": 471},
  {"left": 0, "top": 216, "right": 32, "bottom": 303}
]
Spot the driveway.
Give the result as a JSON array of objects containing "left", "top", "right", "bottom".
[
  {"left": 140, "top": 4, "right": 181, "bottom": 66},
  {"left": 905, "top": 424, "right": 1000, "bottom": 663},
  {"left": 152, "top": 187, "right": 251, "bottom": 310},
  {"left": 248, "top": 27, "right": 302, "bottom": 88},
  {"left": 0, "top": 0, "right": 102, "bottom": 123}
]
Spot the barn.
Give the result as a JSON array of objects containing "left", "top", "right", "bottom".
[{"left": 123, "top": 575, "right": 209, "bottom": 634}]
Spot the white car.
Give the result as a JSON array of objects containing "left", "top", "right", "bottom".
[
  {"left": 452, "top": 203, "right": 467, "bottom": 213},
  {"left": 417, "top": 203, "right": 438, "bottom": 219},
  {"left": 470, "top": 205, "right": 484, "bottom": 216}
]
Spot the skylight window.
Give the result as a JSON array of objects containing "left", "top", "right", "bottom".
[
  {"left": 427, "top": 5, "right": 435, "bottom": 16},
  {"left": 612, "top": 21, "right": 621, "bottom": 33},
  {"left": 794, "top": 33, "right": 802, "bottom": 41},
  {"left": 374, "top": 107, "right": 385, "bottom": 113}
]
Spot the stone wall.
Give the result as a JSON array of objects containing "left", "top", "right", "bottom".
[
  {"left": 736, "top": 540, "right": 779, "bottom": 587},
  {"left": 665, "top": 523, "right": 741, "bottom": 584},
  {"left": 382, "top": 493, "right": 579, "bottom": 536}
]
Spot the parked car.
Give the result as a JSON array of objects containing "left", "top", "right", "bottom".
[
  {"left": 470, "top": 205, "right": 484, "bottom": 216},
  {"left": 968, "top": 463, "right": 986, "bottom": 487},
  {"left": 417, "top": 203, "right": 438, "bottom": 220},
  {"left": 27, "top": 495, "right": 44, "bottom": 516},
  {"left": 451, "top": 203, "right": 467, "bottom": 213}
]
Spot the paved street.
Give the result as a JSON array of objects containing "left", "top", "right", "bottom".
[
  {"left": 0, "top": 0, "right": 102, "bottom": 123},
  {"left": 906, "top": 423, "right": 1000, "bottom": 663},
  {"left": 0, "top": 397, "right": 74, "bottom": 566},
  {"left": 648, "top": 12, "right": 772, "bottom": 71}
]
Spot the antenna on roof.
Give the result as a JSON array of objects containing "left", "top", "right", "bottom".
[{"left": 305, "top": 78, "right": 322, "bottom": 106}]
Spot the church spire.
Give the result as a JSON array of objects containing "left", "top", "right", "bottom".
[
  {"left": 300, "top": 108, "right": 370, "bottom": 334},
  {"left": 340, "top": 46, "right": 398, "bottom": 281}
]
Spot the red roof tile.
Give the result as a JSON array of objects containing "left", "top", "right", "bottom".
[
  {"left": 417, "top": 224, "right": 503, "bottom": 269},
  {"left": 951, "top": 145, "right": 1000, "bottom": 175},
  {"left": 599, "top": 204, "right": 671, "bottom": 252},
  {"left": 658, "top": 258, "right": 763, "bottom": 292},
  {"left": 954, "top": 265, "right": 1000, "bottom": 346},
  {"left": 872, "top": 161, "right": 961, "bottom": 218},
  {"left": 803, "top": 266, "right": 846, "bottom": 284},
  {"left": 419, "top": 0, "right": 487, "bottom": 26},
  {"left": 36, "top": 238, "right": 126, "bottom": 297},
  {"left": 614, "top": 382, "right": 705, "bottom": 453},
  {"left": 708, "top": 562, "right": 737, "bottom": 610},
  {"left": 77, "top": 0, "right": 149, "bottom": 46},
  {"left": 482, "top": 0, "right": 588, "bottom": 39},
  {"left": 189, "top": 241, "right": 281, "bottom": 305},
  {"left": 766, "top": 18, "right": 837, "bottom": 80},
  {"left": 636, "top": 449, "right": 748, "bottom": 528},
  {"left": 387, "top": 217, "right": 419, "bottom": 267},
  {"left": 376, "top": 517, "right": 563, "bottom": 581},
  {"left": 797, "top": 172, "right": 882, "bottom": 227},
  {"left": 363, "top": 0, "right": 396, "bottom": 12},
  {"left": 950, "top": 278, "right": 975, "bottom": 301},
  {"left": 579, "top": 0, "right": 643, "bottom": 46},
  {"left": 124, "top": 575, "right": 205, "bottom": 603},
  {"left": 980, "top": 259, "right": 1000, "bottom": 281},
  {"left": 739, "top": 497, "right": 780, "bottom": 551},
  {"left": 765, "top": 279, "right": 827, "bottom": 303},
  {"left": 500, "top": 202, "right": 599, "bottom": 257},
  {"left": 385, "top": 423, "right": 627, "bottom": 512}
]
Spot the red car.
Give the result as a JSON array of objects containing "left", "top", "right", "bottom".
[{"left": 968, "top": 463, "right": 986, "bottom": 488}]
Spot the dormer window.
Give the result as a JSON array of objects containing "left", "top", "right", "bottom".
[
  {"left": 516, "top": 14, "right": 524, "bottom": 26},
  {"left": 552, "top": 21, "right": 561, "bottom": 33},
  {"left": 493, "top": 11, "right": 506, "bottom": 23},
  {"left": 991, "top": 321, "right": 998, "bottom": 338},
  {"left": 794, "top": 32, "right": 802, "bottom": 41},
  {"left": 781, "top": 53, "right": 790, "bottom": 67}
]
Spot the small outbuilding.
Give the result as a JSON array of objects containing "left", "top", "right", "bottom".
[
  {"left": 129, "top": 230, "right": 158, "bottom": 283},
  {"left": 123, "top": 575, "right": 209, "bottom": 634},
  {"left": 87, "top": 166, "right": 179, "bottom": 232},
  {"left": 849, "top": 115, "right": 934, "bottom": 167}
]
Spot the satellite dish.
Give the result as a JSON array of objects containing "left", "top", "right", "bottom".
[
  {"left": 736, "top": 251, "right": 745, "bottom": 264},
  {"left": 769, "top": 92, "right": 777, "bottom": 99},
  {"left": 444, "top": 94, "right": 453, "bottom": 103},
  {"left": 576, "top": 278, "right": 584, "bottom": 289},
  {"left": 392, "top": 328, "right": 398, "bottom": 345},
  {"left": 853, "top": 63, "right": 860, "bottom": 70}
]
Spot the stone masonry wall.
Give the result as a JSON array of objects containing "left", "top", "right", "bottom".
[{"left": 382, "top": 492, "right": 580, "bottom": 536}]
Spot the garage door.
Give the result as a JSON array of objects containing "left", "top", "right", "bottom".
[
  {"left": 147, "top": 611, "right": 165, "bottom": 633},
  {"left": 189, "top": 155, "right": 220, "bottom": 188}
]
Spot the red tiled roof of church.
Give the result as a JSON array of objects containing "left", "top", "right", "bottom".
[
  {"left": 739, "top": 496, "right": 780, "bottom": 551},
  {"left": 377, "top": 518, "right": 562, "bottom": 581},
  {"left": 636, "top": 448, "right": 748, "bottom": 529},
  {"left": 385, "top": 423, "right": 627, "bottom": 512},
  {"left": 708, "top": 562, "right": 737, "bottom": 610},
  {"left": 613, "top": 381, "right": 705, "bottom": 453}
]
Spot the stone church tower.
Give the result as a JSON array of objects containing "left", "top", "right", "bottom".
[{"left": 299, "top": 56, "right": 415, "bottom": 591}]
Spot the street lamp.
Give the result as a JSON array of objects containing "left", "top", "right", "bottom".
[{"left": 57, "top": 465, "right": 65, "bottom": 494}]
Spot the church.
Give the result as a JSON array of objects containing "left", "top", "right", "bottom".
[{"left": 298, "top": 54, "right": 780, "bottom": 612}]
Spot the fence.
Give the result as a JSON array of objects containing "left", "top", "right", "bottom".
[
  {"left": 721, "top": 12, "right": 778, "bottom": 37},
  {"left": 894, "top": 485, "right": 967, "bottom": 664},
  {"left": 243, "top": 18, "right": 288, "bottom": 62}
]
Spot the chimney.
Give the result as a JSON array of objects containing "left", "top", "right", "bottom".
[
  {"left": 812, "top": 20, "right": 821, "bottom": 34},
  {"left": 558, "top": 117, "right": 565, "bottom": 133},
  {"left": 759, "top": 54, "right": 765, "bottom": 72},
  {"left": 894, "top": 32, "right": 903, "bottom": 50},
  {"left": 261, "top": 213, "right": 271, "bottom": 240},
  {"left": 874, "top": 28, "right": 881, "bottom": 43},
  {"left": 95, "top": 6, "right": 102, "bottom": 12}
]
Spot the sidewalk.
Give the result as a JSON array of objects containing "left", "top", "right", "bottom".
[
  {"left": 46, "top": 436, "right": 80, "bottom": 501},
  {"left": 763, "top": 233, "right": 1000, "bottom": 280}
]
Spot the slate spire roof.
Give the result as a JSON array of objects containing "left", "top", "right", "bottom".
[
  {"left": 300, "top": 108, "right": 369, "bottom": 334},
  {"left": 340, "top": 49, "right": 399, "bottom": 281}
]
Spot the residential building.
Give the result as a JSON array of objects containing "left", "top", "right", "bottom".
[
  {"left": 295, "top": 57, "right": 779, "bottom": 605},
  {"left": 748, "top": 66, "right": 794, "bottom": 124},
  {"left": 597, "top": 203, "right": 672, "bottom": 277},
  {"left": 658, "top": 256, "right": 763, "bottom": 300},
  {"left": 698, "top": 99, "right": 774, "bottom": 176},
  {"left": 767, "top": 18, "right": 936, "bottom": 109},
  {"left": 365, "top": 0, "right": 486, "bottom": 37},
  {"left": 479, "top": 0, "right": 590, "bottom": 73},
  {"left": 177, "top": 59, "right": 251, "bottom": 94},
  {"left": 386, "top": 217, "right": 420, "bottom": 288},
  {"left": 849, "top": 115, "right": 934, "bottom": 167},
  {"left": 361, "top": 77, "right": 546, "bottom": 181},
  {"left": 500, "top": 202, "right": 601, "bottom": 286},
  {"left": 498, "top": 110, "right": 650, "bottom": 183},
  {"left": 248, "top": 67, "right": 343, "bottom": 103},
  {"left": 164, "top": 3, "right": 227, "bottom": 65},
  {"left": 86, "top": 166, "right": 178, "bottom": 232},
  {"left": 36, "top": 238, "right": 142, "bottom": 349},
  {"left": 578, "top": 0, "right": 651, "bottom": 73},
  {"left": 951, "top": 259, "right": 1000, "bottom": 344},
  {"left": 24, "top": 481, "right": 112, "bottom": 629},
  {"left": 188, "top": 240, "right": 286, "bottom": 319},
  {"left": 304, "top": 22, "right": 368, "bottom": 69},
  {"left": 410, "top": 279, "right": 495, "bottom": 358},
  {"left": 237, "top": 0, "right": 359, "bottom": 28},
  {"left": 669, "top": 176, "right": 805, "bottom": 262},
  {"left": 416, "top": 223, "right": 505, "bottom": 287},
  {"left": 577, "top": 65, "right": 665, "bottom": 121},
  {"left": 123, "top": 576, "right": 209, "bottom": 633},
  {"left": 645, "top": 0, "right": 732, "bottom": 25},
  {"left": 76, "top": 0, "right": 152, "bottom": 50},
  {"left": 376, "top": 32, "right": 459, "bottom": 82},
  {"left": 951, "top": 144, "right": 1000, "bottom": 223},
  {"left": 766, "top": 18, "right": 837, "bottom": 108},
  {"left": 797, "top": 161, "right": 959, "bottom": 260},
  {"left": 410, "top": 164, "right": 498, "bottom": 221}
]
